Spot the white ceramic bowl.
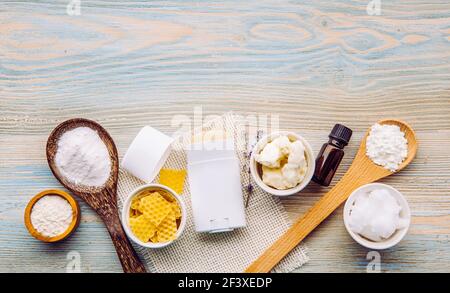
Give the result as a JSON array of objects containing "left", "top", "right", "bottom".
[
  {"left": 250, "top": 131, "right": 315, "bottom": 196},
  {"left": 121, "top": 183, "right": 187, "bottom": 248},
  {"left": 343, "top": 183, "right": 411, "bottom": 250}
]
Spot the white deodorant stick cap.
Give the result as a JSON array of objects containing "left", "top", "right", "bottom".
[{"left": 121, "top": 126, "right": 174, "bottom": 183}]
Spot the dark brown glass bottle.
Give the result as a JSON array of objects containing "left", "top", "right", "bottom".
[{"left": 312, "top": 124, "right": 352, "bottom": 186}]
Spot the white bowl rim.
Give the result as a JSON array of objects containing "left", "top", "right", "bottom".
[
  {"left": 343, "top": 183, "right": 411, "bottom": 250},
  {"left": 250, "top": 131, "right": 315, "bottom": 196},
  {"left": 121, "top": 183, "right": 187, "bottom": 248}
]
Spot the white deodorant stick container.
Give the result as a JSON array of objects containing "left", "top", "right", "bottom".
[
  {"left": 121, "top": 126, "right": 174, "bottom": 183},
  {"left": 187, "top": 139, "right": 246, "bottom": 233}
]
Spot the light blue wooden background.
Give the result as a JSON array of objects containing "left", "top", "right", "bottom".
[{"left": 1, "top": 0, "right": 449, "bottom": 272}]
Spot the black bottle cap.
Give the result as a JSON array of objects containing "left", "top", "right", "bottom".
[{"left": 329, "top": 124, "right": 352, "bottom": 145}]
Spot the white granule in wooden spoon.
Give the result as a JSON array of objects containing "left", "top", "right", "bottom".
[
  {"left": 55, "top": 127, "right": 111, "bottom": 187},
  {"left": 366, "top": 123, "right": 408, "bottom": 172}
]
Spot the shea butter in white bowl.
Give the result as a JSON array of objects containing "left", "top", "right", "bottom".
[
  {"left": 250, "top": 131, "right": 315, "bottom": 196},
  {"left": 343, "top": 183, "right": 411, "bottom": 250}
]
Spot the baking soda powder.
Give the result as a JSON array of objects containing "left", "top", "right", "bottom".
[{"left": 55, "top": 127, "right": 111, "bottom": 187}]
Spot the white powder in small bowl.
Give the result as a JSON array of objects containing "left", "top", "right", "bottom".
[
  {"left": 55, "top": 127, "right": 111, "bottom": 187},
  {"left": 31, "top": 195, "right": 73, "bottom": 238},
  {"left": 366, "top": 123, "right": 408, "bottom": 171}
]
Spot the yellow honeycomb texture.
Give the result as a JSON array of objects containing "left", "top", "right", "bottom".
[{"left": 128, "top": 190, "right": 181, "bottom": 244}]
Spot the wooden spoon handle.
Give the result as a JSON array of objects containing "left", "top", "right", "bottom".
[
  {"left": 245, "top": 169, "right": 369, "bottom": 273},
  {"left": 102, "top": 210, "right": 147, "bottom": 273}
]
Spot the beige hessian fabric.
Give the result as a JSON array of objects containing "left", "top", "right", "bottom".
[{"left": 117, "top": 113, "right": 308, "bottom": 273}]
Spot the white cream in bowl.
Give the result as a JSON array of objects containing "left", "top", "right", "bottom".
[
  {"left": 344, "top": 183, "right": 411, "bottom": 250},
  {"left": 250, "top": 132, "right": 315, "bottom": 196}
]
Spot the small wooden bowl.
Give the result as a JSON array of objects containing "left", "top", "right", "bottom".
[{"left": 24, "top": 189, "right": 80, "bottom": 243}]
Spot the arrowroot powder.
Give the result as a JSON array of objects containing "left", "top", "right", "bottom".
[
  {"left": 55, "top": 127, "right": 111, "bottom": 187},
  {"left": 366, "top": 123, "right": 408, "bottom": 172},
  {"left": 31, "top": 195, "right": 73, "bottom": 237}
]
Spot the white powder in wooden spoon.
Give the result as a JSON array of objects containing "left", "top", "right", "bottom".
[
  {"left": 55, "top": 127, "right": 111, "bottom": 187},
  {"left": 366, "top": 123, "right": 408, "bottom": 172}
]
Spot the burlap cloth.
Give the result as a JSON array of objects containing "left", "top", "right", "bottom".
[{"left": 117, "top": 113, "right": 308, "bottom": 273}]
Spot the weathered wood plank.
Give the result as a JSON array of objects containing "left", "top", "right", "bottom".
[{"left": 0, "top": 0, "right": 449, "bottom": 272}]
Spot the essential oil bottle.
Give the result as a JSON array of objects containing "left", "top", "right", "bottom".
[{"left": 312, "top": 124, "right": 352, "bottom": 186}]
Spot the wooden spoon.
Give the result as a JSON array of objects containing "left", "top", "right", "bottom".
[
  {"left": 245, "top": 119, "right": 417, "bottom": 273},
  {"left": 46, "top": 118, "right": 146, "bottom": 273}
]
